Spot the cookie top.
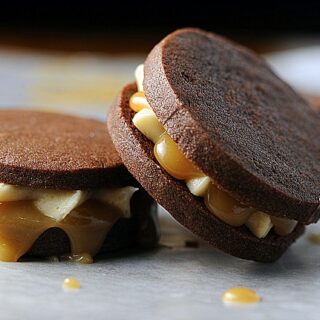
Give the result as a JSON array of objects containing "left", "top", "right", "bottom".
[
  {"left": 108, "top": 83, "right": 305, "bottom": 262},
  {"left": 143, "top": 28, "right": 320, "bottom": 223},
  {"left": 0, "top": 110, "right": 131, "bottom": 189}
]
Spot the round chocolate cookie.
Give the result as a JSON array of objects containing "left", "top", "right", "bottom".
[
  {"left": 0, "top": 110, "right": 132, "bottom": 189},
  {"left": 108, "top": 83, "right": 305, "bottom": 263},
  {"left": 143, "top": 28, "right": 320, "bottom": 224},
  {"left": 0, "top": 109, "right": 159, "bottom": 260}
]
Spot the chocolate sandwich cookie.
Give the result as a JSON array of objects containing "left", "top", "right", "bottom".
[
  {"left": 0, "top": 110, "right": 159, "bottom": 262},
  {"left": 108, "top": 28, "right": 320, "bottom": 262}
]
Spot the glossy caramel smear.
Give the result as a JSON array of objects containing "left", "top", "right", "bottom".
[
  {"left": 205, "top": 183, "right": 253, "bottom": 227},
  {"left": 154, "top": 132, "right": 203, "bottom": 180},
  {"left": 0, "top": 200, "right": 120, "bottom": 262},
  {"left": 222, "top": 287, "right": 261, "bottom": 304},
  {"left": 130, "top": 92, "right": 152, "bottom": 112}
]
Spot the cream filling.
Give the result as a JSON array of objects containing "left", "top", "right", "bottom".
[
  {"left": 131, "top": 64, "right": 297, "bottom": 238},
  {"left": 0, "top": 183, "right": 136, "bottom": 221}
]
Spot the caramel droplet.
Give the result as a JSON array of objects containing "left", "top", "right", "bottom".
[
  {"left": 222, "top": 287, "right": 261, "bottom": 304},
  {"left": 308, "top": 233, "right": 320, "bottom": 245},
  {"left": 63, "top": 277, "right": 81, "bottom": 290}
]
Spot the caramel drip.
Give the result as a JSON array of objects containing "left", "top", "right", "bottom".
[{"left": 0, "top": 200, "right": 120, "bottom": 262}]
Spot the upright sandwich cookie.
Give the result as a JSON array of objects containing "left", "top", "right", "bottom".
[
  {"left": 0, "top": 110, "right": 158, "bottom": 262},
  {"left": 108, "top": 28, "right": 320, "bottom": 262}
]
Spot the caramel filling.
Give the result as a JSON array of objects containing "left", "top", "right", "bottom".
[
  {"left": 0, "top": 185, "right": 136, "bottom": 262},
  {"left": 129, "top": 64, "right": 297, "bottom": 238}
]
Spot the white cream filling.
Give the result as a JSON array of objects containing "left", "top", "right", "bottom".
[{"left": 0, "top": 183, "right": 137, "bottom": 221}]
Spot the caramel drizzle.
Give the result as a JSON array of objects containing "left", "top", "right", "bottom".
[{"left": 0, "top": 200, "right": 120, "bottom": 262}]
